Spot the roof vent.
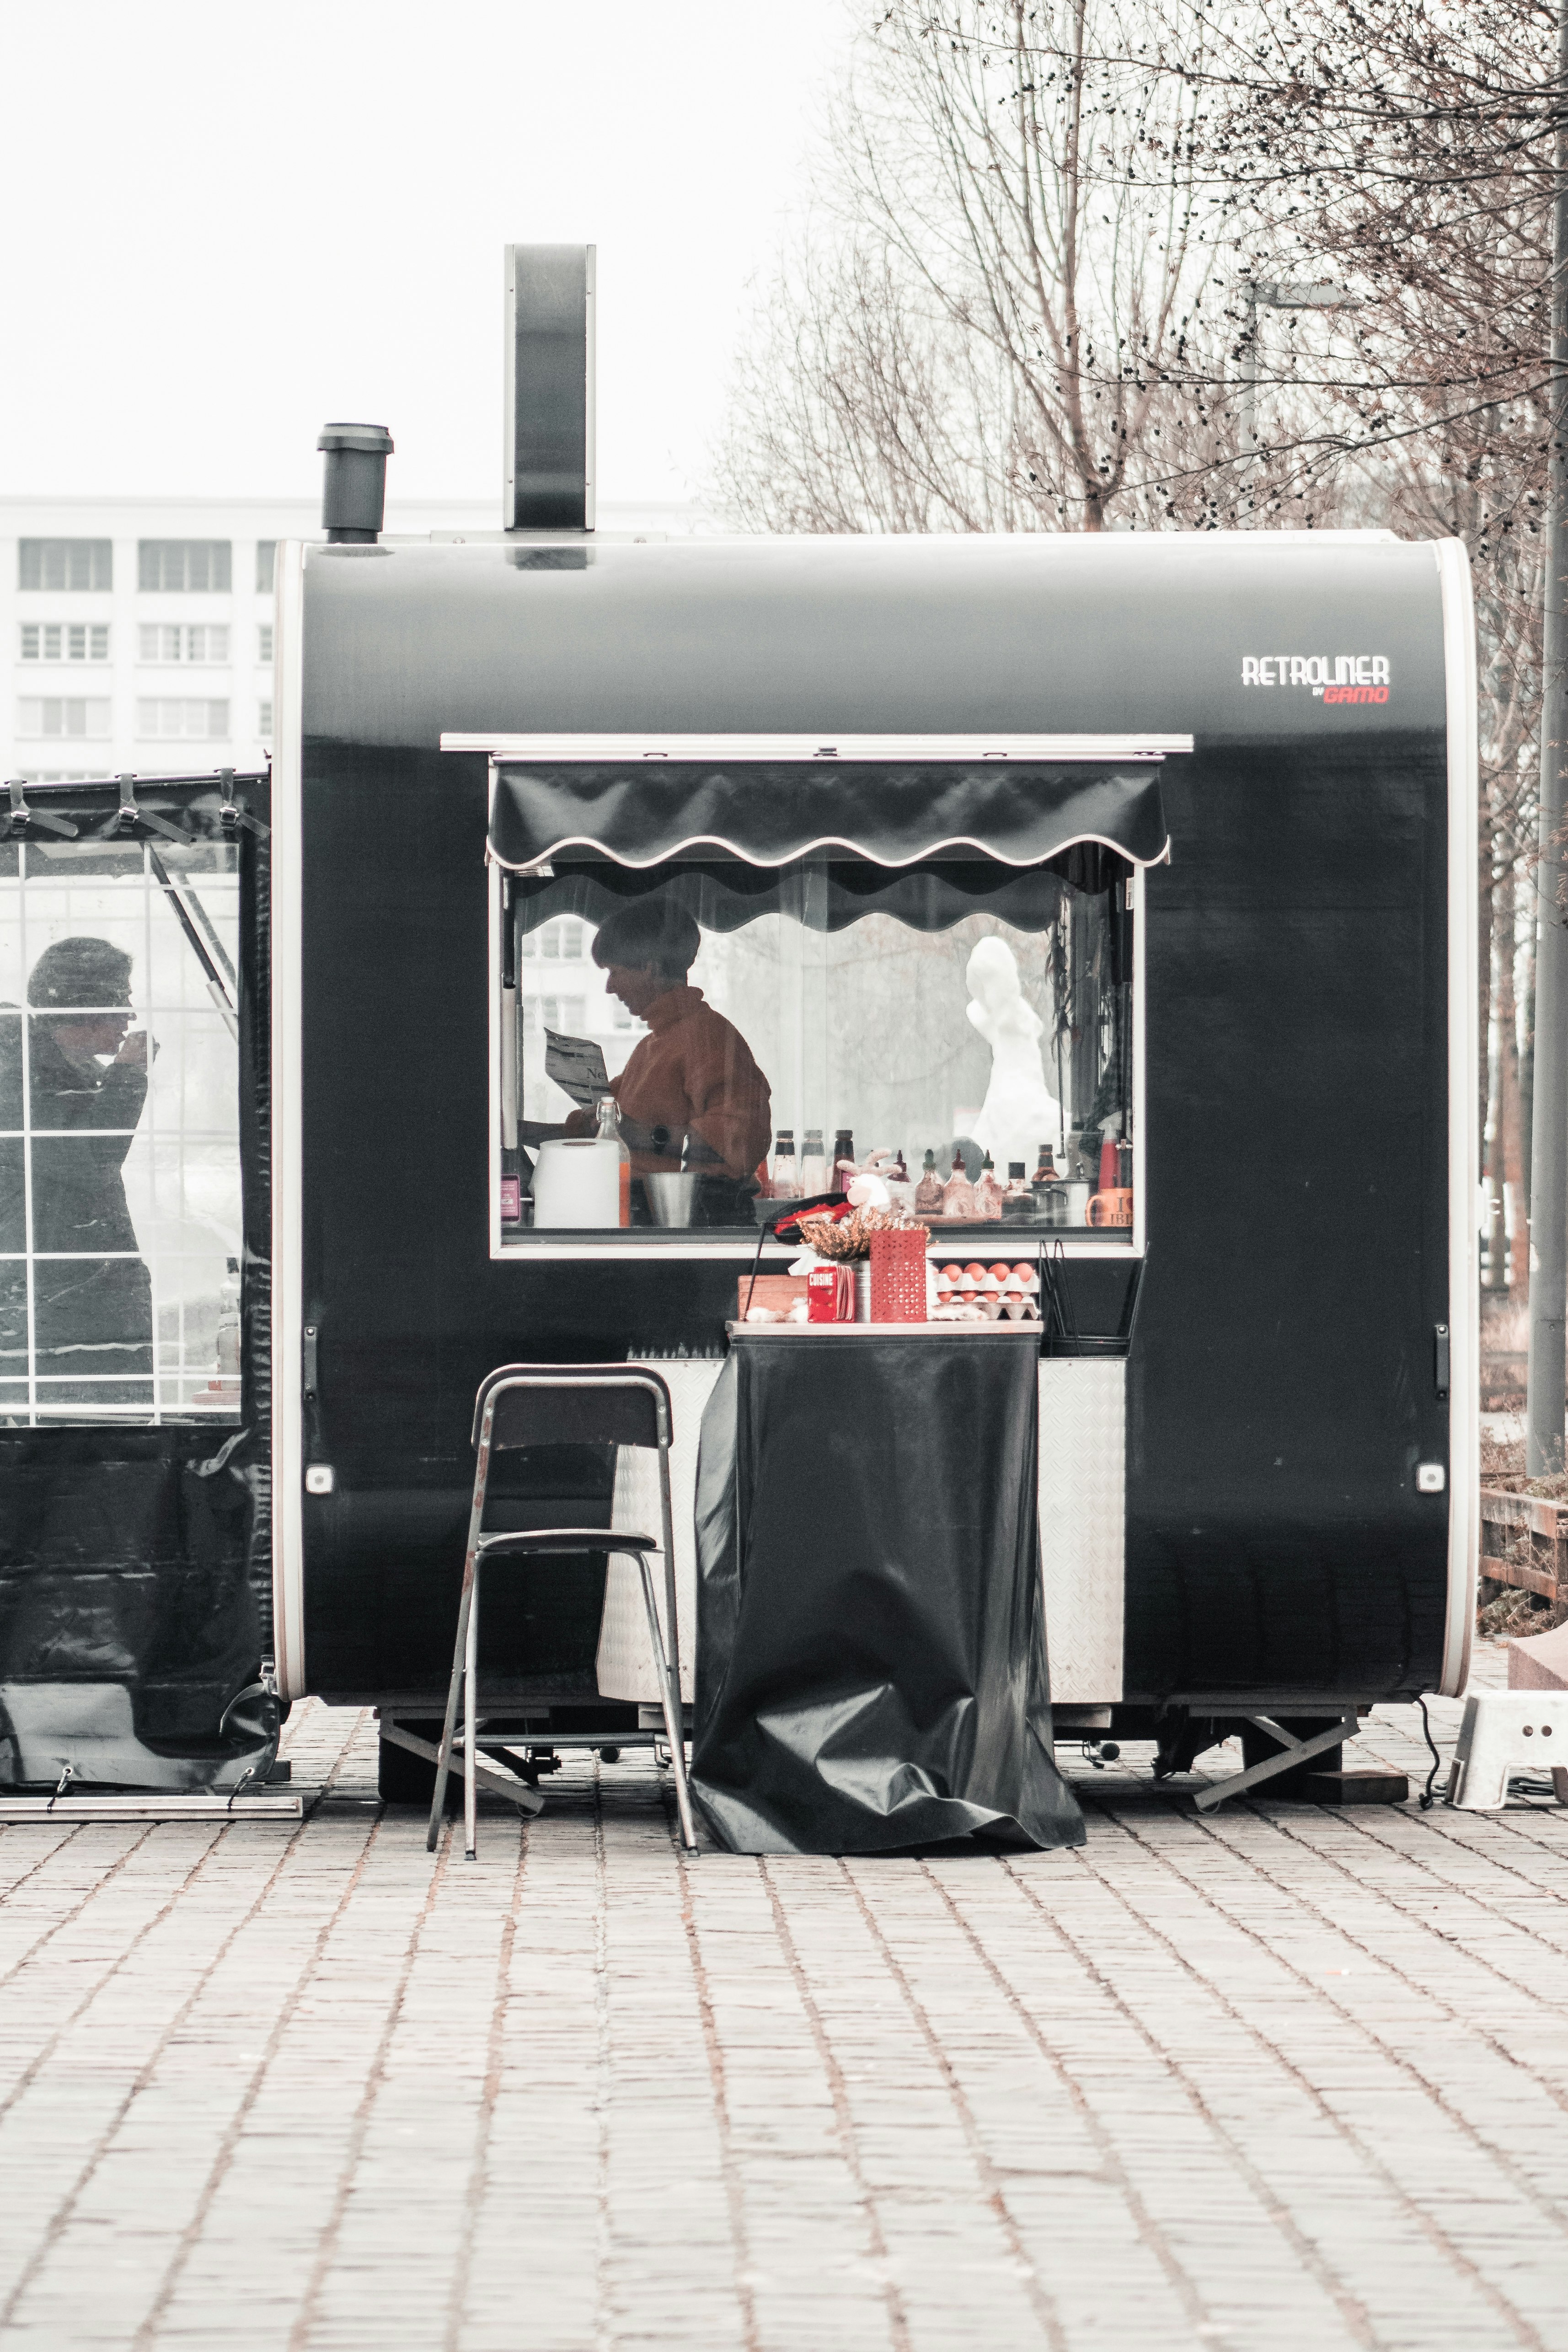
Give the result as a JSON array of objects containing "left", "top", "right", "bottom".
[{"left": 317, "top": 423, "right": 394, "bottom": 543}]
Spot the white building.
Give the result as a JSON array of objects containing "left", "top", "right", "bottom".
[{"left": 0, "top": 492, "right": 710, "bottom": 786}]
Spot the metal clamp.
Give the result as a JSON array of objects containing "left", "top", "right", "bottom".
[
  {"left": 218, "top": 767, "right": 269, "bottom": 838},
  {"left": 1, "top": 778, "right": 77, "bottom": 840},
  {"left": 97, "top": 774, "right": 191, "bottom": 846}
]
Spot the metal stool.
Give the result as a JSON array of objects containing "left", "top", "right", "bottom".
[{"left": 427, "top": 1363, "right": 700, "bottom": 1859}]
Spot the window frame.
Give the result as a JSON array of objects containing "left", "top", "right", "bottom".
[
  {"left": 0, "top": 831, "right": 246, "bottom": 1426},
  {"left": 137, "top": 540, "right": 233, "bottom": 594},
  {"left": 484, "top": 795, "right": 1148, "bottom": 1264},
  {"left": 18, "top": 540, "right": 112, "bottom": 593}
]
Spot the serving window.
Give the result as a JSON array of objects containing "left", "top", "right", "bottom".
[{"left": 493, "top": 845, "right": 1138, "bottom": 1246}]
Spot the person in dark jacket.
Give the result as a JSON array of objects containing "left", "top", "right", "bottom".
[{"left": 0, "top": 937, "right": 154, "bottom": 1392}]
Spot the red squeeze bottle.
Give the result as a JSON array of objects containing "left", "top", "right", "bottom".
[{"left": 1099, "top": 1134, "right": 1119, "bottom": 1192}]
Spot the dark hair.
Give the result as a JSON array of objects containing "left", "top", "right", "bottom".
[
  {"left": 591, "top": 902, "right": 701, "bottom": 979},
  {"left": 27, "top": 936, "right": 134, "bottom": 1010}
]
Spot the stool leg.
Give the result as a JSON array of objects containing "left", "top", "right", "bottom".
[
  {"left": 464, "top": 1559, "right": 482, "bottom": 1859},
  {"left": 636, "top": 1554, "right": 699, "bottom": 1855},
  {"left": 427, "top": 1573, "right": 473, "bottom": 1853}
]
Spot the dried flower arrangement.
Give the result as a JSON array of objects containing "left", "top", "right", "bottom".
[{"left": 792, "top": 1205, "right": 930, "bottom": 1261}]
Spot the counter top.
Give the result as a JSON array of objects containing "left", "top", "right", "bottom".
[{"left": 727, "top": 1319, "right": 1043, "bottom": 1339}]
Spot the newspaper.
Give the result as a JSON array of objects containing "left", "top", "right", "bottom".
[{"left": 545, "top": 1029, "right": 610, "bottom": 1109}]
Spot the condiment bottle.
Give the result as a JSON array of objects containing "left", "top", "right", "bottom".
[
  {"left": 942, "top": 1155, "right": 978, "bottom": 1221},
  {"left": 1098, "top": 1131, "right": 1119, "bottom": 1193},
  {"left": 1031, "top": 1145, "right": 1060, "bottom": 1225},
  {"left": 1001, "top": 1162, "right": 1033, "bottom": 1222},
  {"left": 831, "top": 1128, "right": 855, "bottom": 1195},
  {"left": 975, "top": 1152, "right": 1006, "bottom": 1220},
  {"left": 771, "top": 1130, "right": 800, "bottom": 1198},
  {"left": 596, "top": 1095, "right": 631, "bottom": 1228},
  {"left": 915, "top": 1149, "right": 944, "bottom": 1216},
  {"left": 800, "top": 1128, "right": 829, "bottom": 1195}
]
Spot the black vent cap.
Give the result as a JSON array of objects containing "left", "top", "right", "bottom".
[{"left": 317, "top": 422, "right": 394, "bottom": 543}]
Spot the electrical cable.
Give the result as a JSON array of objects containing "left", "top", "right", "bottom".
[{"left": 1416, "top": 1695, "right": 1444, "bottom": 1809}]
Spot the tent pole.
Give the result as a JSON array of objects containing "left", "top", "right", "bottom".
[{"left": 1527, "top": 9, "right": 1568, "bottom": 1476}]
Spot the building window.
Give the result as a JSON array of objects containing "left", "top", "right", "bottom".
[
  {"left": 135, "top": 700, "right": 230, "bottom": 740},
  {"left": 257, "top": 623, "right": 273, "bottom": 663},
  {"left": 257, "top": 700, "right": 273, "bottom": 736},
  {"left": 19, "top": 624, "right": 109, "bottom": 663},
  {"left": 138, "top": 625, "right": 230, "bottom": 665},
  {"left": 16, "top": 771, "right": 102, "bottom": 785},
  {"left": 0, "top": 838, "right": 243, "bottom": 1425},
  {"left": 18, "top": 540, "right": 112, "bottom": 593},
  {"left": 16, "top": 699, "right": 112, "bottom": 739},
  {"left": 519, "top": 917, "right": 587, "bottom": 962},
  {"left": 138, "top": 541, "right": 232, "bottom": 593},
  {"left": 522, "top": 994, "right": 587, "bottom": 1037},
  {"left": 255, "top": 542, "right": 276, "bottom": 595}
]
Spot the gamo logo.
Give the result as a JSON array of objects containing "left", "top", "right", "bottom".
[{"left": 1241, "top": 654, "right": 1391, "bottom": 704}]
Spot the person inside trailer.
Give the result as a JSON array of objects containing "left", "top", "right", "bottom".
[{"left": 565, "top": 902, "right": 772, "bottom": 1182}]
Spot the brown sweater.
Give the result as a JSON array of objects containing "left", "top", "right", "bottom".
[{"left": 610, "top": 985, "right": 772, "bottom": 1179}]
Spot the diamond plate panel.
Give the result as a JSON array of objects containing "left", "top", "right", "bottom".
[
  {"left": 595, "top": 1359, "right": 724, "bottom": 1702},
  {"left": 1038, "top": 1358, "right": 1125, "bottom": 1702}
]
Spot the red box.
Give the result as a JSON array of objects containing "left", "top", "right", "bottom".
[{"left": 807, "top": 1264, "right": 854, "bottom": 1322}]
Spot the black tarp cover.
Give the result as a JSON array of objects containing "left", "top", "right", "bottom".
[
  {"left": 691, "top": 1332, "right": 1086, "bottom": 1855},
  {"left": 489, "top": 760, "right": 1170, "bottom": 872},
  {"left": 0, "top": 773, "right": 274, "bottom": 1790}
]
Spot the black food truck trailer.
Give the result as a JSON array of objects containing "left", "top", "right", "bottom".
[{"left": 0, "top": 248, "right": 1477, "bottom": 1844}]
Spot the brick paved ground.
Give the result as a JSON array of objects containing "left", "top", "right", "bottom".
[{"left": 0, "top": 1640, "right": 1563, "bottom": 2352}]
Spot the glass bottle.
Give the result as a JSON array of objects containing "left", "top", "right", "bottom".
[
  {"left": 1001, "top": 1162, "right": 1034, "bottom": 1222},
  {"left": 831, "top": 1128, "right": 855, "bottom": 1195},
  {"left": 771, "top": 1129, "right": 800, "bottom": 1198},
  {"left": 596, "top": 1094, "right": 631, "bottom": 1229},
  {"left": 1031, "top": 1144, "right": 1060, "bottom": 1226},
  {"left": 915, "top": 1149, "right": 944, "bottom": 1217},
  {"left": 975, "top": 1150, "right": 1007, "bottom": 1220},
  {"left": 1117, "top": 1135, "right": 1134, "bottom": 1190},
  {"left": 800, "top": 1127, "right": 828, "bottom": 1195}
]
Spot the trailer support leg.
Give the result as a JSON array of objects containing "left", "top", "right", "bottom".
[{"left": 1192, "top": 1714, "right": 1362, "bottom": 1812}]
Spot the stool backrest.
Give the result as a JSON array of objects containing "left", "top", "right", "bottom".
[{"left": 472, "top": 1363, "right": 671, "bottom": 1455}]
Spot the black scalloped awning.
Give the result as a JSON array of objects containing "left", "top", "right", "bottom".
[{"left": 488, "top": 760, "right": 1170, "bottom": 872}]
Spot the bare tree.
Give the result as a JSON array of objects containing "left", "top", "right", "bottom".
[{"left": 717, "top": 0, "right": 1237, "bottom": 534}]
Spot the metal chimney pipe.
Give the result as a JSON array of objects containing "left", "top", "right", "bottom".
[
  {"left": 318, "top": 423, "right": 394, "bottom": 543},
  {"left": 504, "top": 246, "right": 595, "bottom": 531}
]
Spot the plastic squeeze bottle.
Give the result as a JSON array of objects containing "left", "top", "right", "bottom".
[
  {"left": 915, "top": 1150, "right": 944, "bottom": 1216},
  {"left": 974, "top": 1151, "right": 1006, "bottom": 1220}
]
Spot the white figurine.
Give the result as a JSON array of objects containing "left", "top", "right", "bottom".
[{"left": 964, "top": 936, "right": 1061, "bottom": 1176}]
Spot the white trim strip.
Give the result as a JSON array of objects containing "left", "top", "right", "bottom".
[
  {"left": 444, "top": 732, "right": 1192, "bottom": 763},
  {"left": 489, "top": 1238, "right": 1145, "bottom": 1263},
  {"left": 490, "top": 827, "right": 1172, "bottom": 874},
  {"left": 1435, "top": 538, "right": 1479, "bottom": 1698},
  {"left": 271, "top": 540, "right": 307, "bottom": 1705}
]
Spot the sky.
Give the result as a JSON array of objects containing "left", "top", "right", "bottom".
[{"left": 0, "top": 1, "right": 851, "bottom": 506}]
